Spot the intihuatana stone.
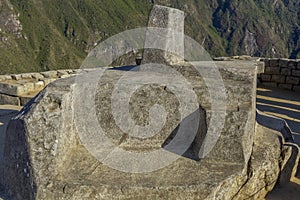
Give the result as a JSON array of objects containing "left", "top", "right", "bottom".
[
  {"left": 3, "top": 60, "right": 266, "bottom": 199},
  {"left": 2, "top": 5, "right": 297, "bottom": 200}
]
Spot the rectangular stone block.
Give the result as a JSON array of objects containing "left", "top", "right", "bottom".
[
  {"left": 21, "top": 73, "right": 34, "bottom": 79},
  {"left": 22, "top": 82, "right": 35, "bottom": 92},
  {"left": 142, "top": 5, "right": 184, "bottom": 65},
  {"left": 0, "top": 81, "right": 37, "bottom": 96},
  {"left": 256, "top": 61, "right": 265, "bottom": 74},
  {"left": 34, "top": 81, "right": 45, "bottom": 90},
  {"left": 57, "top": 70, "right": 69, "bottom": 78},
  {"left": 0, "top": 75, "right": 12, "bottom": 81},
  {"left": 0, "top": 94, "right": 20, "bottom": 106},
  {"left": 292, "top": 70, "right": 300, "bottom": 77},
  {"left": 297, "top": 61, "right": 300, "bottom": 69},
  {"left": 265, "top": 66, "right": 280, "bottom": 75},
  {"left": 278, "top": 59, "right": 289, "bottom": 68},
  {"left": 0, "top": 83, "right": 19, "bottom": 96},
  {"left": 286, "top": 76, "right": 300, "bottom": 85},
  {"left": 262, "top": 82, "right": 278, "bottom": 88},
  {"left": 278, "top": 84, "right": 293, "bottom": 90},
  {"left": 11, "top": 74, "right": 22, "bottom": 81},
  {"left": 264, "top": 59, "right": 270, "bottom": 68},
  {"left": 280, "top": 68, "right": 291, "bottom": 76},
  {"left": 288, "top": 61, "right": 297, "bottom": 69},
  {"left": 271, "top": 75, "right": 286, "bottom": 83},
  {"left": 41, "top": 71, "right": 58, "bottom": 78},
  {"left": 31, "top": 73, "right": 44, "bottom": 80},
  {"left": 269, "top": 58, "right": 279, "bottom": 67},
  {"left": 261, "top": 74, "right": 271, "bottom": 82},
  {"left": 293, "top": 86, "right": 300, "bottom": 92}
]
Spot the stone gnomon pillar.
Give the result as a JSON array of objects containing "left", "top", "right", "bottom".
[{"left": 141, "top": 5, "right": 184, "bottom": 65}]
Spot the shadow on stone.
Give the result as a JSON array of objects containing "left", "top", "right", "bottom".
[
  {"left": 256, "top": 110, "right": 295, "bottom": 143},
  {"left": 3, "top": 118, "right": 37, "bottom": 200},
  {"left": 257, "top": 87, "right": 300, "bottom": 136},
  {"left": 162, "top": 107, "right": 207, "bottom": 161},
  {"left": 296, "top": 160, "right": 300, "bottom": 179},
  {"left": 109, "top": 65, "right": 140, "bottom": 71},
  {"left": 277, "top": 143, "right": 300, "bottom": 186}
]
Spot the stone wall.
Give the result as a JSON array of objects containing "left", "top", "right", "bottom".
[
  {"left": 258, "top": 58, "right": 300, "bottom": 91},
  {"left": 1, "top": 57, "right": 299, "bottom": 107},
  {"left": 0, "top": 70, "right": 78, "bottom": 106}
]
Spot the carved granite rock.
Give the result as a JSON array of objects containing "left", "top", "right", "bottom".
[
  {"left": 3, "top": 61, "right": 261, "bottom": 199},
  {"left": 2, "top": 4, "right": 298, "bottom": 200}
]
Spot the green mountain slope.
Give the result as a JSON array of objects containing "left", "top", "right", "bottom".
[{"left": 0, "top": 0, "right": 299, "bottom": 74}]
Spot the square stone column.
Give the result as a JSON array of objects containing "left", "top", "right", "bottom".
[{"left": 141, "top": 5, "right": 185, "bottom": 65}]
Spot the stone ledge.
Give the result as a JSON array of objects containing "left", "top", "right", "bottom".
[
  {"left": 0, "top": 69, "right": 78, "bottom": 82},
  {"left": 0, "top": 70, "right": 78, "bottom": 105}
]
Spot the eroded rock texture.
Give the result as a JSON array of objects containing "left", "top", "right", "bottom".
[
  {"left": 1, "top": 60, "right": 273, "bottom": 200},
  {"left": 2, "top": 5, "right": 299, "bottom": 200}
]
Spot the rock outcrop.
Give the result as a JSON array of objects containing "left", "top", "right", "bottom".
[
  {"left": 3, "top": 62, "right": 298, "bottom": 199},
  {"left": 2, "top": 5, "right": 299, "bottom": 200}
]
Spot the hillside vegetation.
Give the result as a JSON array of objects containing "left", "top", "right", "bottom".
[{"left": 0, "top": 0, "right": 299, "bottom": 74}]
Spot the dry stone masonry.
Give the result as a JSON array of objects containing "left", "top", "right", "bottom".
[
  {"left": 259, "top": 58, "right": 300, "bottom": 91},
  {"left": 0, "top": 70, "right": 78, "bottom": 106},
  {"left": 1, "top": 58, "right": 298, "bottom": 107}
]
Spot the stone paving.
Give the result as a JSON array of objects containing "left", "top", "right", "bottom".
[
  {"left": 257, "top": 85, "right": 300, "bottom": 143},
  {"left": 257, "top": 85, "right": 300, "bottom": 200}
]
